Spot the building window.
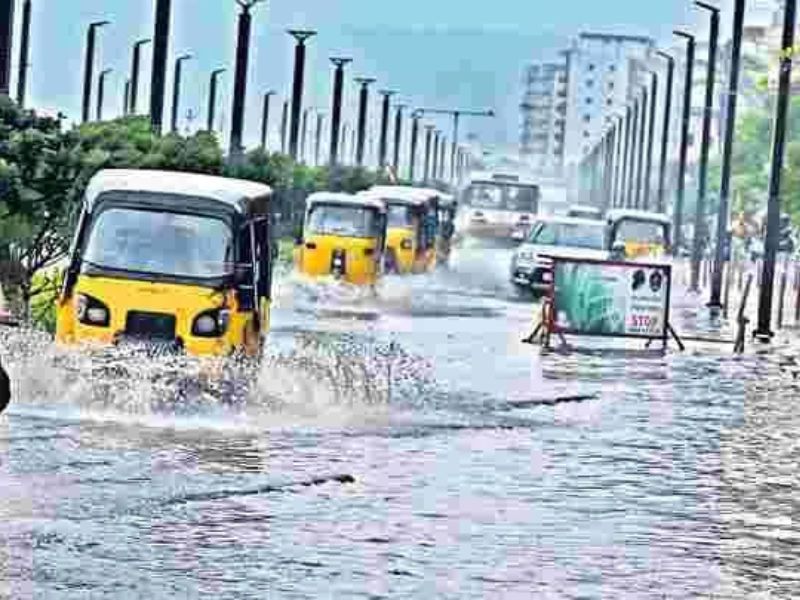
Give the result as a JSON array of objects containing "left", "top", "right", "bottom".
[{"left": 583, "top": 114, "right": 591, "bottom": 123}]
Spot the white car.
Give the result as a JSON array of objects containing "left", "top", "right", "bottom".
[{"left": 510, "top": 216, "right": 608, "bottom": 297}]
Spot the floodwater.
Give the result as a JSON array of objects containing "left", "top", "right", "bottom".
[{"left": 2, "top": 246, "right": 800, "bottom": 599}]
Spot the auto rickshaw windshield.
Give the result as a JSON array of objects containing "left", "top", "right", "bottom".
[
  {"left": 82, "top": 207, "right": 234, "bottom": 279},
  {"left": 306, "top": 203, "right": 381, "bottom": 238},
  {"left": 386, "top": 203, "right": 414, "bottom": 227},
  {"left": 614, "top": 219, "right": 669, "bottom": 245}
]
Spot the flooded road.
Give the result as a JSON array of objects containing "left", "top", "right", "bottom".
[{"left": 2, "top": 246, "right": 800, "bottom": 598}]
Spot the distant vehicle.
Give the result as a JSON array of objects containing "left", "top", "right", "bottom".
[
  {"left": 605, "top": 209, "right": 671, "bottom": 260},
  {"left": 509, "top": 216, "right": 607, "bottom": 297},
  {"left": 567, "top": 205, "right": 604, "bottom": 220},
  {"left": 457, "top": 172, "right": 540, "bottom": 243}
]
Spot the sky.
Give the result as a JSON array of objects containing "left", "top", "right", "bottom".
[{"left": 8, "top": 0, "right": 743, "bottom": 154}]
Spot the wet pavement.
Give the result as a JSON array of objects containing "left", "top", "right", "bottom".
[{"left": 1, "top": 246, "right": 800, "bottom": 598}]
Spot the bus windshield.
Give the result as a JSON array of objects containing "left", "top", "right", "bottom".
[
  {"left": 83, "top": 208, "right": 234, "bottom": 279},
  {"left": 306, "top": 203, "right": 380, "bottom": 238},
  {"left": 463, "top": 182, "right": 538, "bottom": 212}
]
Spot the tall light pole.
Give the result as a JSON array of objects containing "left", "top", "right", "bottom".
[
  {"left": 287, "top": 29, "right": 316, "bottom": 160},
  {"left": 627, "top": 95, "right": 640, "bottom": 208},
  {"left": 328, "top": 57, "right": 351, "bottom": 166},
  {"left": 123, "top": 79, "right": 130, "bottom": 116},
  {"left": 635, "top": 84, "right": 648, "bottom": 209},
  {"left": 431, "top": 130, "right": 440, "bottom": 182},
  {"left": 710, "top": 0, "right": 745, "bottom": 309},
  {"left": 96, "top": 68, "right": 112, "bottom": 121},
  {"left": 393, "top": 103, "right": 405, "bottom": 173},
  {"left": 690, "top": 2, "right": 720, "bottom": 292},
  {"left": 229, "top": 0, "right": 264, "bottom": 158},
  {"left": 0, "top": 0, "right": 13, "bottom": 97},
  {"left": 149, "top": 0, "right": 171, "bottom": 133},
  {"left": 409, "top": 110, "right": 421, "bottom": 181},
  {"left": 655, "top": 51, "right": 674, "bottom": 214},
  {"left": 206, "top": 68, "right": 225, "bottom": 132},
  {"left": 314, "top": 111, "right": 325, "bottom": 166},
  {"left": 416, "top": 107, "right": 494, "bottom": 179},
  {"left": 674, "top": 30, "right": 696, "bottom": 257},
  {"left": 423, "top": 124, "right": 434, "bottom": 182},
  {"left": 620, "top": 107, "right": 632, "bottom": 208},
  {"left": 354, "top": 77, "right": 375, "bottom": 167},
  {"left": 171, "top": 53, "right": 192, "bottom": 133},
  {"left": 82, "top": 20, "right": 110, "bottom": 123},
  {"left": 280, "top": 99, "right": 288, "bottom": 153},
  {"left": 378, "top": 90, "right": 395, "bottom": 168},
  {"left": 300, "top": 107, "right": 309, "bottom": 163},
  {"left": 756, "top": 0, "right": 796, "bottom": 340},
  {"left": 129, "top": 38, "right": 150, "bottom": 114},
  {"left": 260, "top": 90, "right": 275, "bottom": 151},
  {"left": 644, "top": 71, "right": 658, "bottom": 211},
  {"left": 439, "top": 134, "right": 447, "bottom": 181},
  {"left": 15, "top": 0, "right": 31, "bottom": 107}
]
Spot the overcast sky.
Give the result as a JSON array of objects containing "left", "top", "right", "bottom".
[{"left": 9, "top": 0, "right": 761, "bottom": 152}]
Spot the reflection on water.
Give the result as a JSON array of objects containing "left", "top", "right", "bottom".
[{"left": 1, "top": 251, "right": 799, "bottom": 598}]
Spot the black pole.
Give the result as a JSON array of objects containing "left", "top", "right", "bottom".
[
  {"left": 287, "top": 30, "right": 316, "bottom": 160},
  {"left": 15, "top": 0, "right": 31, "bottom": 107},
  {"left": 710, "top": 0, "right": 745, "bottom": 308},
  {"left": 674, "top": 31, "right": 695, "bottom": 257},
  {"left": 123, "top": 79, "right": 130, "bottom": 116},
  {"left": 409, "top": 113, "right": 420, "bottom": 181},
  {"left": 130, "top": 38, "right": 150, "bottom": 114},
  {"left": 96, "top": 68, "right": 111, "bottom": 121},
  {"left": 82, "top": 21, "right": 108, "bottom": 123},
  {"left": 260, "top": 91, "right": 274, "bottom": 151},
  {"left": 207, "top": 68, "right": 224, "bottom": 132},
  {"left": 354, "top": 77, "right": 375, "bottom": 167},
  {"left": 613, "top": 116, "right": 624, "bottom": 207},
  {"left": 0, "top": 0, "right": 13, "bottom": 97},
  {"left": 328, "top": 57, "right": 351, "bottom": 166},
  {"left": 690, "top": 3, "right": 720, "bottom": 292},
  {"left": 603, "top": 127, "right": 614, "bottom": 211},
  {"left": 340, "top": 122, "right": 348, "bottom": 162},
  {"left": 229, "top": 6, "right": 254, "bottom": 157},
  {"left": 315, "top": 113, "right": 324, "bottom": 166},
  {"left": 393, "top": 104, "right": 404, "bottom": 173},
  {"left": 439, "top": 135, "right": 447, "bottom": 180},
  {"left": 171, "top": 55, "right": 191, "bottom": 134},
  {"left": 635, "top": 85, "right": 648, "bottom": 209},
  {"left": 280, "top": 100, "right": 288, "bottom": 153},
  {"left": 300, "top": 108, "right": 309, "bottom": 163},
  {"left": 656, "top": 51, "right": 674, "bottom": 214},
  {"left": 756, "top": 0, "right": 796, "bottom": 339},
  {"left": 423, "top": 125, "right": 434, "bottom": 182},
  {"left": 149, "top": 0, "right": 171, "bottom": 134},
  {"left": 644, "top": 72, "right": 658, "bottom": 211},
  {"left": 431, "top": 131, "right": 440, "bottom": 182},
  {"left": 378, "top": 90, "right": 394, "bottom": 167},
  {"left": 627, "top": 98, "right": 640, "bottom": 208}
]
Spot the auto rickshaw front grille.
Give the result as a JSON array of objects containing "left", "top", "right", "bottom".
[{"left": 125, "top": 311, "right": 177, "bottom": 341}]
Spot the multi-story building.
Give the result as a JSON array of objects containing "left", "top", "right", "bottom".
[{"left": 519, "top": 60, "right": 568, "bottom": 175}]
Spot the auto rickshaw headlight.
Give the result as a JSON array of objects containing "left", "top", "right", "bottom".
[
  {"left": 192, "top": 308, "right": 230, "bottom": 338},
  {"left": 74, "top": 293, "right": 110, "bottom": 327},
  {"left": 400, "top": 238, "right": 413, "bottom": 250}
]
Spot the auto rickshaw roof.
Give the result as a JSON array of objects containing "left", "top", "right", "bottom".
[
  {"left": 361, "top": 186, "right": 435, "bottom": 206},
  {"left": 84, "top": 169, "right": 273, "bottom": 214},
  {"left": 606, "top": 209, "right": 671, "bottom": 227},
  {"left": 307, "top": 191, "right": 386, "bottom": 212}
]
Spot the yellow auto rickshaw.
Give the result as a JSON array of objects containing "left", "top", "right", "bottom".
[
  {"left": 436, "top": 193, "right": 458, "bottom": 266},
  {"left": 55, "top": 169, "right": 274, "bottom": 358},
  {"left": 359, "top": 186, "right": 439, "bottom": 274},
  {"left": 606, "top": 209, "right": 672, "bottom": 259},
  {"left": 294, "top": 192, "right": 387, "bottom": 285}
]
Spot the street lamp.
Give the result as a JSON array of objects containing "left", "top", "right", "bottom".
[
  {"left": 643, "top": 71, "right": 658, "bottom": 211},
  {"left": 393, "top": 103, "right": 406, "bottom": 173},
  {"left": 627, "top": 93, "right": 641, "bottom": 208},
  {"left": 0, "top": 0, "right": 14, "bottom": 97},
  {"left": 655, "top": 51, "right": 675, "bottom": 214},
  {"left": 690, "top": 1, "right": 720, "bottom": 293},
  {"left": 328, "top": 57, "right": 352, "bottom": 166},
  {"left": 207, "top": 68, "right": 226, "bottom": 132},
  {"left": 431, "top": 130, "right": 440, "bottom": 181},
  {"left": 280, "top": 99, "right": 288, "bottom": 153},
  {"left": 82, "top": 20, "right": 110, "bottom": 123},
  {"left": 287, "top": 29, "right": 317, "bottom": 160},
  {"left": 260, "top": 90, "right": 276, "bottom": 151},
  {"left": 129, "top": 38, "right": 151, "bottom": 114},
  {"left": 635, "top": 83, "right": 648, "bottom": 209},
  {"left": 710, "top": 0, "right": 745, "bottom": 309},
  {"left": 416, "top": 107, "right": 494, "bottom": 179},
  {"left": 354, "top": 77, "right": 376, "bottom": 166},
  {"left": 755, "top": 0, "right": 797, "bottom": 340},
  {"left": 149, "top": 0, "right": 172, "bottom": 134},
  {"left": 423, "top": 124, "right": 435, "bottom": 182},
  {"left": 15, "top": 0, "right": 32, "bottom": 107},
  {"left": 229, "top": 0, "right": 266, "bottom": 158},
  {"left": 409, "top": 109, "right": 422, "bottom": 181},
  {"left": 378, "top": 90, "right": 396, "bottom": 168},
  {"left": 96, "top": 68, "right": 112, "bottom": 121},
  {"left": 673, "top": 30, "right": 696, "bottom": 257},
  {"left": 171, "top": 53, "right": 193, "bottom": 133}
]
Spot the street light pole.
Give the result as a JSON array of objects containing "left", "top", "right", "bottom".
[
  {"left": 354, "top": 77, "right": 375, "bottom": 167},
  {"left": 423, "top": 125, "right": 434, "bottom": 182},
  {"left": 755, "top": 0, "right": 796, "bottom": 340},
  {"left": 82, "top": 20, "right": 109, "bottom": 123},
  {"left": 440, "top": 135, "right": 447, "bottom": 181},
  {"left": 674, "top": 30, "right": 696, "bottom": 257},
  {"left": 171, "top": 54, "right": 192, "bottom": 133},
  {"left": 280, "top": 99, "right": 288, "bottom": 153},
  {"left": 15, "top": 0, "right": 31, "bottom": 107},
  {"left": 627, "top": 95, "right": 640, "bottom": 208},
  {"left": 393, "top": 104, "right": 405, "bottom": 173},
  {"left": 416, "top": 107, "right": 494, "bottom": 179},
  {"left": 710, "top": 0, "right": 745, "bottom": 309},
  {"left": 431, "top": 130, "right": 440, "bottom": 181},
  {"left": 620, "top": 106, "right": 632, "bottom": 208},
  {"left": 287, "top": 30, "right": 316, "bottom": 160},
  {"left": 613, "top": 115, "right": 624, "bottom": 207},
  {"left": 229, "top": 1, "right": 262, "bottom": 158},
  {"left": 635, "top": 84, "right": 648, "bottom": 209},
  {"left": 206, "top": 68, "right": 225, "bottom": 132},
  {"left": 328, "top": 57, "right": 351, "bottom": 166},
  {"left": 378, "top": 90, "right": 395, "bottom": 168},
  {"left": 96, "top": 68, "right": 112, "bottom": 121},
  {"left": 123, "top": 79, "right": 130, "bottom": 116},
  {"left": 300, "top": 107, "right": 309, "bottom": 163},
  {"left": 690, "top": 2, "right": 720, "bottom": 292},
  {"left": 260, "top": 90, "right": 275, "bottom": 151},
  {"left": 129, "top": 38, "right": 150, "bottom": 114},
  {"left": 315, "top": 112, "right": 324, "bottom": 166},
  {"left": 0, "top": 0, "right": 14, "bottom": 97},
  {"left": 644, "top": 71, "right": 658, "bottom": 211},
  {"left": 149, "top": 0, "right": 171, "bottom": 133},
  {"left": 409, "top": 110, "right": 421, "bottom": 181},
  {"left": 655, "top": 51, "right": 675, "bottom": 214}
]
